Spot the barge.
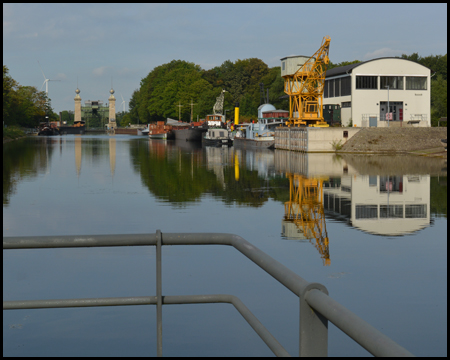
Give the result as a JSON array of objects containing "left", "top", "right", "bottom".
[
  {"left": 172, "top": 121, "right": 207, "bottom": 142},
  {"left": 148, "top": 121, "right": 174, "bottom": 139}
]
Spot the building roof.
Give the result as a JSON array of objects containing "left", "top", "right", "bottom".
[
  {"left": 325, "top": 57, "right": 434, "bottom": 78},
  {"left": 280, "top": 55, "right": 310, "bottom": 61}
]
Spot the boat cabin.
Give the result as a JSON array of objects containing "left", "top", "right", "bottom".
[{"left": 206, "top": 114, "right": 225, "bottom": 128}]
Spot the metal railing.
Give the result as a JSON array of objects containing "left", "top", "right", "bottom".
[{"left": 3, "top": 231, "right": 414, "bottom": 357}]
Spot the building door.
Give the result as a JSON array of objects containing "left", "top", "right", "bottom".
[{"left": 380, "top": 102, "right": 403, "bottom": 122}]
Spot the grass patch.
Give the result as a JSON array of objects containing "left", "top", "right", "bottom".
[
  {"left": 331, "top": 139, "right": 344, "bottom": 151},
  {"left": 3, "top": 126, "right": 25, "bottom": 141}
]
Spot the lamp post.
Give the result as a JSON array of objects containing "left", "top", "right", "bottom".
[{"left": 385, "top": 85, "right": 390, "bottom": 127}]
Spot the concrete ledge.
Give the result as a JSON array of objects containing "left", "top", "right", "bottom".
[{"left": 275, "top": 127, "right": 361, "bottom": 152}]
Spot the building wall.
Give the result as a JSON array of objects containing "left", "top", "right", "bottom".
[
  {"left": 280, "top": 56, "right": 310, "bottom": 77},
  {"left": 324, "top": 58, "right": 431, "bottom": 128}
]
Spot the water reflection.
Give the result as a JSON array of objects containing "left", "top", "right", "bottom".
[
  {"left": 282, "top": 173, "right": 330, "bottom": 266},
  {"left": 274, "top": 150, "right": 446, "bottom": 264},
  {"left": 323, "top": 174, "right": 431, "bottom": 236},
  {"left": 74, "top": 135, "right": 117, "bottom": 178},
  {"left": 3, "top": 137, "right": 56, "bottom": 205}
]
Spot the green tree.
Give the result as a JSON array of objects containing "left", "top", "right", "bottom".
[
  {"left": 430, "top": 74, "right": 447, "bottom": 126},
  {"left": 3, "top": 65, "right": 56, "bottom": 129},
  {"left": 60, "top": 110, "right": 74, "bottom": 125},
  {"left": 3, "top": 65, "right": 18, "bottom": 124}
]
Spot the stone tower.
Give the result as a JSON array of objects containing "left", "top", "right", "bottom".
[
  {"left": 74, "top": 88, "right": 82, "bottom": 123},
  {"left": 108, "top": 88, "right": 116, "bottom": 129}
]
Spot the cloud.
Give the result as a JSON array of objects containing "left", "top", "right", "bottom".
[
  {"left": 19, "top": 32, "right": 38, "bottom": 39},
  {"left": 92, "top": 66, "right": 109, "bottom": 77},
  {"left": 364, "top": 48, "right": 404, "bottom": 60}
]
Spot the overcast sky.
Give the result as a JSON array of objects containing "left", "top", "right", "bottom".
[{"left": 3, "top": 3, "right": 447, "bottom": 114}]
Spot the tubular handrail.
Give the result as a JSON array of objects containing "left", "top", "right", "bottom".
[{"left": 3, "top": 232, "right": 414, "bottom": 357}]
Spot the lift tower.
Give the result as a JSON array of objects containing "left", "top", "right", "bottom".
[{"left": 283, "top": 36, "right": 331, "bottom": 127}]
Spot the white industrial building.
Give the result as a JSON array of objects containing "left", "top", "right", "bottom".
[{"left": 323, "top": 58, "right": 432, "bottom": 127}]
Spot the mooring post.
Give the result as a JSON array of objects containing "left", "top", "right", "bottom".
[
  {"left": 156, "top": 230, "right": 163, "bottom": 357},
  {"left": 299, "top": 283, "right": 329, "bottom": 357}
]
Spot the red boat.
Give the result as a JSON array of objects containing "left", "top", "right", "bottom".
[{"left": 148, "top": 121, "right": 174, "bottom": 139}]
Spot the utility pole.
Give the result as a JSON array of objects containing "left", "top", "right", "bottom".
[
  {"left": 176, "top": 102, "right": 183, "bottom": 122},
  {"left": 189, "top": 99, "right": 197, "bottom": 123}
]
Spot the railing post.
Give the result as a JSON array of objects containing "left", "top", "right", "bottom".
[
  {"left": 156, "top": 230, "right": 163, "bottom": 357},
  {"left": 299, "top": 283, "right": 328, "bottom": 357}
]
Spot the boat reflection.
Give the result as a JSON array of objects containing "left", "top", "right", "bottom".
[{"left": 282, "top": 173, "right": 330, "bottom": 266}]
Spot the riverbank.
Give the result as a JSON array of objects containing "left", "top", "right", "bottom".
[
  {"left": 3, "top": 126, "right": 26, "bottom": 143},
  {"left": 338, "top": 127, "right": 447, "bottom": 158}
]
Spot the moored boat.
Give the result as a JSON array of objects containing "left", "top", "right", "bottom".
[
  {"left": 38, "top": 122, "right": 60, "bottom": 136},
  {"left": 172, "top": 121, "right": 207, "bottom": 142},
  {"left": 202, "top": 114, "right": 232, "bottom": 146},
  {"left": 148, "top": 121, "right": 174, "bottom": 140},
  {"left": 233, "top": 106, "right": 287, "bottom": 149},
  {"left": 58, "top": 121, "right": 86, "bottom": 135}
]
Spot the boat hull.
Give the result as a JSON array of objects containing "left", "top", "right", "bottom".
[
  {"left": 38, "top": 128, "right": 60, "bottom": 136},
  {"left": 58, "top": 125, "right": 86, "bottom": 135},
  {"left": 202, "top": 136, "right": 232, "bottom": 147},
  {"left": 233, "top": 137, "right": 274, "bottom": 149},
  {"left": 149, "top": 131, "right": 174, "bottom": 140},
  {"left": 173, "top": 127, "right": 207, "bottom": 142}
]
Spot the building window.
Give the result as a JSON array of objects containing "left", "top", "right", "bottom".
[
  {"left": 343, "top": 131, "right": 348, "bottom": 138},
  {"left": 356, "top": 76, "right": 378, "bottom": 89},
  {"left": 335, "top": 78, "right": 340, "bottom": 97},
  {"left": 406, "top": 77, "right": 427, "bottom": 90},
  {"left": 324, "top": 80, "right": 329, "bottom": 98},
  {"left": 341, "top": 101, "right": 351, "bottom": 108},
  {"left": 380, "top": 205, "right": 403, "bottom": 218},
  {"left": 282, "top": 62, "right": 285, "bottom": 71},
  {"left": 356, "top": 205, "right": 378, "bottom": 219},
  {"left": 405, "top": 204, "right": 427, "bottom": 218},
  {"left": 380, "top": 76, "right": 403, "bottom": 90},
  {"left": 341, "top": 76, "right": 351, "bottom": 96},
  {"left": 329, "top": 79, "right": 335, "bottom": 97}
]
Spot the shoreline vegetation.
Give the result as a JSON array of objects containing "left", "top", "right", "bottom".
[{"left": 3, "top": 126, "right": 25, "bottom": 143}]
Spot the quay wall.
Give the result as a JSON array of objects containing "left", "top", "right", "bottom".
[
  {"left": 275, "top": 127, "right": 447, "bottom": 154},
  {"left": 115, "top": 128, "right": 139, "bottom": 135},
  {"left": 275, "top": 127, "right": 360, "bottom": 152}
]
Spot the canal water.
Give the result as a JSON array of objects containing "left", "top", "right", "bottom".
[{"left": 3, "top": 135, "right": 447, "bottom": 357}]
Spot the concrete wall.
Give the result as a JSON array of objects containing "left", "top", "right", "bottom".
[{"left": 275, "top": 127, "right": 361, "bottom": 152}]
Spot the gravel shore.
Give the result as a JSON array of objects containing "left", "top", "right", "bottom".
[{"left": 339, "top": 127, "right": 447, "bottom": 156}]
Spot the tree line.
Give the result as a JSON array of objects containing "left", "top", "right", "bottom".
[
  {"left": 3, "top": 65, "right": 58, "bottom": 128},
  {"left": 122, "top": 53, "right": 446, "bottom": 127}
]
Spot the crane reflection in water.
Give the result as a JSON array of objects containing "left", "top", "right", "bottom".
[{"left": 282, "top": 173, "right": 330, "bottom": 266}]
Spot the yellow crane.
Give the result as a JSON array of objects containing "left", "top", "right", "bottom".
[
  {"left": 283, "top": 36, "right": 331, "bottom": 127},
  {"left": 284, "top": 173, "right": 330, "bottom": 266}
]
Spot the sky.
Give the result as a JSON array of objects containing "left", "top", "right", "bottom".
[{"left": 3, "top": 3, "right": 447, "bottom": 114}]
